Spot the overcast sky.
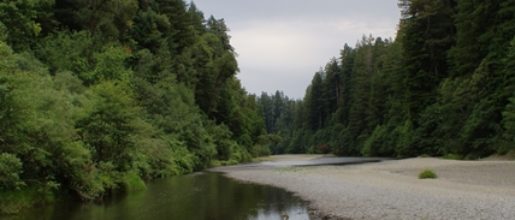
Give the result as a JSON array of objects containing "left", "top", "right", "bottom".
[{"left": 192, "top": 0, "right": 401, "bottom": 99}]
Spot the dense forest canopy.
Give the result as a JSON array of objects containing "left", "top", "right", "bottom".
[
  {"left": 0, "top": 0, "right": 514, "bottom": 214},
  {"left": 259, "top": 0, "right": 515, "bottom": 158}
]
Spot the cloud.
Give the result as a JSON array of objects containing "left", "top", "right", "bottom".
[
  {"left": 232, "top": 22, "right": 320, "bottom": 67},
  {"left": 192, "top": 0, "right": 401, "bottom": 98},
  {"left": 231, "top": 17, "right": 398, "bottom": 98}
]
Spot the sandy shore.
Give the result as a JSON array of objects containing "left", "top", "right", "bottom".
[{"left": 213, "top": 155, "right": 515, "bottom": 220}]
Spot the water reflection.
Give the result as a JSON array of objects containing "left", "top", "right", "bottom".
[{"left": 3, "top": 172, "right": 310, "bottom": 220}]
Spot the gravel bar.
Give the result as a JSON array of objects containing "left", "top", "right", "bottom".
[{"left": 212, "top": 155, "right": 515, "bottom": 220}]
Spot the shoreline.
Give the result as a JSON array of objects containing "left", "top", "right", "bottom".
[{"left": 213, "top": 155, "right": 515, "bottom": 220}]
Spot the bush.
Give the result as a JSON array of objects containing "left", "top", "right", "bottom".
[
  {"left": 228, "top": 143, "right": 252, "bottom": 163},
  {"left": 250, "top": 144, "right": 271, "bottom": 157},
  {"left": 121, "top": 172, "right": 146, "bottom": 192},
  {"left": 0, "top": 153, "right": 24, "bottom": 190},
  {"left": 418, "top": 169, "right": 438, "bottom": 179}
]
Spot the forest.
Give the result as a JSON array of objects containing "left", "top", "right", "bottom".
[
  {"left": 0, "top": 0, "right": 269, "bottom": 213},
  {"left": 259, "top": 0, "right": 515, "bottom": 158},
  {"left": 0, "top": 0, "right": 514, "bottom": 215}
]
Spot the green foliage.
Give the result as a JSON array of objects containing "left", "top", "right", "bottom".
[
  {"left": 169, "top": 143, "right": 196, "bottom": 175},
  {"left": 394, "top": 120, "right": 415, "bottom": 157},
  {"left": 500, "top": 38, "right": 515, "bottom": 154},
  {"left": 0, "top": 153, "right": 24, "bottom": 190},
  {"left": 78, "top": 81, "right": 140, "bottom": 170},
  {"left": 250, "top": 144, "right": 272, "bottom": 157},
  {"left": 502, "top": 96, "right": 515, "bottom": 152},
  {"left": 36, "top": 31, "right": 94, "bottom": 74},
  {"left": 418, "top": 169, "right": 438, "bottom": 179},
  {"left": 121, "top": 171, "right": 147, "bottom": 192},
  {"left": 400, "top": 0, "right": 455, "bottom": 119},
  {"left": 0, "top": 187, "right": 52, "bottom": 214},
  {"left": 0, "top": 0, "right": 54, "bottom": 50},
  {"left": 56, "top": 0, "right": 138, "bottom": 40},
  {"left": 362, "top": 125, "right": 389, "bottom": 156},
  {"left": 0, "top": 21, "right": 7, "bottom": 41},
  {"left": 83, "top": 46, "right": 132, "bottom": 84},
  {"left": 306, "top": 72, "right": 324, "bottom": 130},
  {"left": 0, "top": 0, "right": 266, "bottom": 213}
]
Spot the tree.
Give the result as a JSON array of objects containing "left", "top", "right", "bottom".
[
  {"left": 0, "top": 0, "right": 55, "bottom": 50},
  {"left": 306, "top": 72, "right": 324, "bottom": 130},
  {"left": 55, "top": 0, "right": 138, "bottom": 41},
  {"left": 400, "top": 0, "right": 456, "bottom": 120}
]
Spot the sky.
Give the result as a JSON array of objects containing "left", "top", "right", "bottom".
[{"left": 192, "top": 0, "right": 401, "bottom": 99}]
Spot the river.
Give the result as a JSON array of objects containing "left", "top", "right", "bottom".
[{"left": 2, "top": 172, "right": 310, "bottom": 220}]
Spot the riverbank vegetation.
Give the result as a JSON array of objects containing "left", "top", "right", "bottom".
[
  {"left": 258, "top": 0, "right": 515, "bottom": 159},
  {"left": 0, "top": 0, "right": 269, "bottom": 213}
]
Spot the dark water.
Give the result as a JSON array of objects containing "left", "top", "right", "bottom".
[
  {"left": 261, "top": 156, "right": 385, "bottom": 167},
  {"left": 4, "top": 172, "right": 310, "bottom": 220}
]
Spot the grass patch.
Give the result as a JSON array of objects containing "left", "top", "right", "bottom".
[{"left": 418, "top": 169, "right": 438, "bottom": 179}]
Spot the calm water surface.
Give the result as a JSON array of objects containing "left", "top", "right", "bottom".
[{"left": 4, "top": 172, "right": 310, "bottom": 220}]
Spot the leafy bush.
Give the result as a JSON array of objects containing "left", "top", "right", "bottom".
[
  {"left": 121, "top": 172, "right": 146, "bottom": 192},
  {"left": 0, "top": 153, "right": 24, "bottom": 190},
  {"left": 418, "top": 169, "right": 438, "bottom": 179}
]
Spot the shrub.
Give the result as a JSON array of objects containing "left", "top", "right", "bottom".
[
  {"left": 250, "top": 144, "right": 272, "bottom": 157},
  {"left": 0, "top": 153, "right": 24, "bottom": 190},
  {"left": 418, "top": 169, "right": 438, "bottom": 179},
  {"left": 121, "top": 171, "right": 146, "bottom": 192}
]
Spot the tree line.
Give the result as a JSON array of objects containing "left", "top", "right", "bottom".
[
  {"left": 259, "top": 0, "right": 515, "bottom": 158},
  {"left": 0, "top": 0, "right": 269, "bottom": 213}
]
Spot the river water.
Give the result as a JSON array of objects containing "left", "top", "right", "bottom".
[{"left": 3, "top": 172, "right": 310, "bottom": 220}]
